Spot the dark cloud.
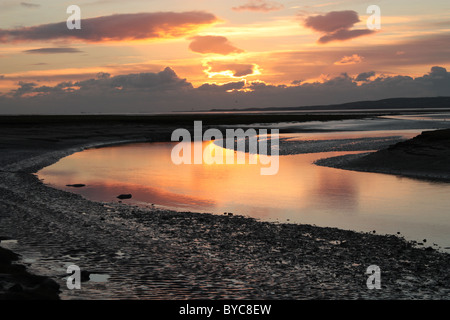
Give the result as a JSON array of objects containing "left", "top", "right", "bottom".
[
  {"left": 189, "top": 36, "right": 244, "bottom": 55},
  {"left": 303, "top": 10, "right": 375, "bottom": 44},
  {"left": 355, "top": 71, "right": 375, "bottom": 82},
  {"left": 1, "top": 66, "right": 449, "bottom": 114},
  {"left": 12, "top": 81, "right": 38, "bottom": 97},
  {"left": 318, "top": 29, "right": 374, "bottom": 44},
  {"left": 96, "top": 72, "right": 111, "bottom": 80},
  {"left": 0, "top": 11, "right": 218, "bottom": 43},
  {"left": 8, "top": 67, "right": 191, "bottom": 98},
  {"left": 429, "top": 66, "right": 448, "bottom": 77},
  {"left": 197, "top": 81, "right": 246, "bottom": 92},
  {"left": 232, "top": 0, "right": 284, "bottom": 12},
  {"left": 304, "top": 11, "right": 359, "bottom": 33},
  {"left": 23, "top": 47, "right": 83, "bottom": 54},
  {"left": 73, "top": 67, "right": 192, "bottom": 91}
]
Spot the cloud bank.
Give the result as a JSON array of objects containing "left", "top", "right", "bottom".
[{"left": 1, "top": 66, "right": 449, "bottom": 114}]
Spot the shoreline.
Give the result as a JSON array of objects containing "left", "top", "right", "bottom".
[{"left": 1, "top": 119, "right": 450, "bottom": 299}]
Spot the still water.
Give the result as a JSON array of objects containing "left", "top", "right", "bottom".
[{"left": 37, "top": 132, "right": 450, "bottom": 250}]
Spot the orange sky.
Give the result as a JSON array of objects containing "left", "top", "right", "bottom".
[{"left": 0, "top": 0, "right": 449, "bottom": 113}]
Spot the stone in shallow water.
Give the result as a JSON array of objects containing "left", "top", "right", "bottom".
[
  {"left": 117, "top": 194, "right": 132, "bottom": 200},
  {"left": 81, "top": 270, "right": 91, "bottom": 282}
]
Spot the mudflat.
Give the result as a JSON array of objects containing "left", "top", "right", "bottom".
[{"left": 0, "top": 115, "right": 449, "bottom": 299}]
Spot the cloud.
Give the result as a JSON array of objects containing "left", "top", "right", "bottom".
[
  {"left": 23, "top": 47, "right": 83, "bottom": 54},
  {"left": 429, "top": 66, "right": 448, "bottom": 77},
  {"left": 1, "top": 66, "right": 449, "bottom": 114},
  {"left": 96, "top": 72, "right": 111, "bottom": 80},
  {"left": 0, "top": 11, "right": 218, "bottom": 43},
  {"left": 334, "top": 54, "right": 363, "bottom": 65},
  {"left": 197, "top": 81, "right": 246, "bottom": 92},
  {"left": 12, "top": 81, "right": 38, "bottom": 97},
  {"left": 75, "top": 67, "right": 192, "bottom": 91},
  {"left": 232, "top": 0, "right": 284, "bottom": 12},
  {"left": 204, "top": 61, "right": 260, "bottom": 77},
  {"left": 20, "top": 2, "right": 40, "bottom": 8},
  {"left": 355, "top": 71, "right": 375, "bottom": 82},
  {"left": 188, "top": 36, "right": 244, "bottom": 55},
  {"left": 303, "top": 10, "right": 375, "bottom": 44},
  {"left": 318, "top": 29, "right": 374, "bottom": 44},
  {"left": 8, "top": 67, "right": 191, "bottom": 97},
  {"left": 304, "top": 11, "right": 359, "bottom": 33}
]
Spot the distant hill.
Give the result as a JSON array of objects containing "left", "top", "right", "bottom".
[{"left": 209, "top": 96, "right": 450, "bottom": 112}]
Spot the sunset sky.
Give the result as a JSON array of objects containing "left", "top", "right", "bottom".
[{"left": 0, "top": 0, "right": 449, "bottom": 113}]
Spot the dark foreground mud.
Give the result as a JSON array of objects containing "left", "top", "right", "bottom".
[
  {"left": 0, "top": 245, "right": 60, "bottom": 300},
  {"left": 0, "top": 118, "right": 449, "bottom": 299}
]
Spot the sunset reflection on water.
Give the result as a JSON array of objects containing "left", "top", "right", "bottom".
[{"left": 38, "top": 135, "right": 450, "bottom": 249}]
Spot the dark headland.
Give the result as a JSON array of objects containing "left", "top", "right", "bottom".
[
  {"left": 1, "top": 110, "right": 450, "bottom": 300},
  {"left": 316, "top": 128, "right": 450, "bottom": 182}
]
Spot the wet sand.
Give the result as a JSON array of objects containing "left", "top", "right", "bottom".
[{"left": 1, "top": 116, "right": 450, "bottom": 299}]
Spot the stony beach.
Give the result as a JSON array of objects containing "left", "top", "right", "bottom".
[{"left": 1, "top": 115, "right": 450, "bottom": 300}]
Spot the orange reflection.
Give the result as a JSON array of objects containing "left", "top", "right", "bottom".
[{"left": 37, "top": 137, "right": 450, "bottom": 249}]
